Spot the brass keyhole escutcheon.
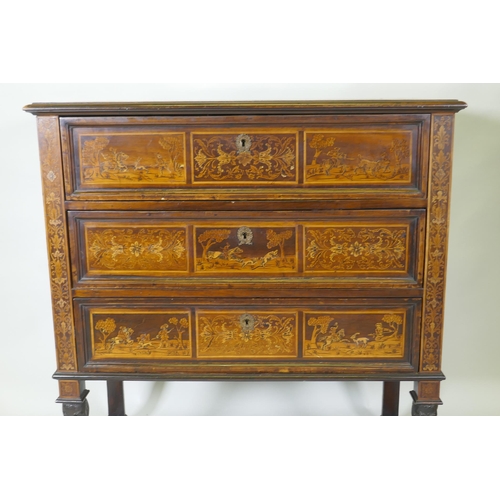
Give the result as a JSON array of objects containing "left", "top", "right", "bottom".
[
  {"left": 240, "top": 314, "right": 255, "bottom": 333},
  {"left": 236, "top": 134, "right": 251, "bottom": 153},
  {"left": 237, "top": 226, "right": 253, "bottom": 245}
]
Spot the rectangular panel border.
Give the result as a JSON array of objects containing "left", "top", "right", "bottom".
[
  {"left": 302, "top": 309, "right": 408, "bottom": 359},
  {"left": 304, "top": 128, "right": 415, "bottom": 185},
  {"left": 88, "top": 308, "right": 193, "bottom": 361},
  {"left": 195, "top": 309, "right": 299, "bottom": 359}
]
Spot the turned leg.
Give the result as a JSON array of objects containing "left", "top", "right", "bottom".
[
  {"left": 382, "top": 381, "right": 400, "bottom": 416},
  {"left": 410, "top": 381, "right": 442, "bottom": 416},
  {"left": 57, "top": 380, "right": 90, "bottom": 416},
  {"left": 107, "top": 380, "right": 126, "bottom": 416}
]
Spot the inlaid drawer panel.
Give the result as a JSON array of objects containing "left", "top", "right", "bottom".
[
  {"left": 68, "top": 210, "right": 425, "bottom": 286},
  {"left": 75, "top": 131, "right": 187, "bottom": 188},
  {"left": 194, "top": 224, "right": 298, "bottom": 274},
  {"left": 89, "top": 309, "right": 192, "bottom": 360},
  {"left": 76, "top": 298, "right": 420, "bottom": 370},
  {"left": 61, "top": 115, "right": 429, "bottom": 200},
  {"left": 192, "top": 131, "right": 298, "bottom": 184},
  {"left": 196, "top": 310, "right": 298, "bottom": 358},
  {"left": 76, "top": 222, "right": 189, "bottom": 277},
  {"left": 304, "top": 127, "right": 416, "bottom": 185}
]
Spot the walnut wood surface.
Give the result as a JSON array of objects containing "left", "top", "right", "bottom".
[
  {"left": 23, "top": 100, "right": 468, "bottom": 116},
  {"left": 77, "top": 298, "right": 420, "bottom": 366},
  {"left": 68, "top": 209, "right": 425, "bottom": 287},
  {"left": 25, "top": 100, "right": 465, "bottom": 415},
  {"left": 59, "top": 114, "right": 430, "bottom": 201},
  {"left": 382, "top": 381, "right": 400, "bottom": 416}
]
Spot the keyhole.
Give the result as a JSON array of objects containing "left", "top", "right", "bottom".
[
  {"left": 236, "top": 134, "right": 251, "bottom": 153},
  {"left": 238, "top": 226, "right": 253, "bottom": 245},
  {"left": 240, "top": 313, "right": 255, "bottom": 332}
]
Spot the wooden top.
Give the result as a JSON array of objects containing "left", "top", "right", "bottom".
[{"left": 23, "top": 100, "right": 467, "bottom": 116}]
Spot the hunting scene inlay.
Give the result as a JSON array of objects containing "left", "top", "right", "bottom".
[
  {"left": 305, "top": 225, "right": 408, "bottom": 272},
  {"left": 86, "top": 225, "right": 188, "bottom": 273},
  {"left": 91, "top": 311, "right": 191, "bottom": 359},
  {"left": 305, "top": 131, "right": 412, "bottom": 183},
  {"left": 195, "top": 226, "right": 297, "bottom": 273},
  {"left": 192, "top": 133, "right": 298, "bottom": 182},
  {"left": 304, "top": 311, "right": 406, "bottom": 358},
  {"left": 79, "top": 133, "right": 186, "bottom": 184},
  {"left": 197, "top": 311, "right": 297, "bottom": 358}
]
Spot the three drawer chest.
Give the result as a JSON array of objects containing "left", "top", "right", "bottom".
[{"left": 24, "top": 100, "right": 466, "bottom": 416}]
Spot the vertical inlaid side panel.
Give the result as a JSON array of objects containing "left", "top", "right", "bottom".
[
  {"left": 37, "top": 116, "right": 78, "bottom": 371},
  {"left": 421, "top": 115, "right": 455, "bottom": 372}
]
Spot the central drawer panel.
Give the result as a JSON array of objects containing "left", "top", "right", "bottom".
[{"left": 68, "top": 210, "right": 425, "bottom": 287}]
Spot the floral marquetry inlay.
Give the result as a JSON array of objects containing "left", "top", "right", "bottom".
[
  {"left": 38, "top": 117, "right": 77, "bottom": 371},
  {"left": 25, "top": 100, "right": 466, "bottom": 413},
  {"left": 305, "top": 225, "right": 408, "bottom": 273},
  {"left": 85, "top": 225, "right": 188, "bottom": 274},
  {"left": 197, "top": 311, "right": 298, "bottom": 358},
  {"left": 192, "top": 133, "right": 298, "bottom": 183},
  {"left": 421, "top": 115, "right": 454, "bottom": 372}
]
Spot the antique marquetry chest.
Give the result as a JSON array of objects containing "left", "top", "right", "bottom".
[{"left": 24, "top": 100, "right": 466, "bottom": 416}]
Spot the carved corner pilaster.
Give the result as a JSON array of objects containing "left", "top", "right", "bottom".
[
  {"left": 37, "top": 116, "right": 78, "bottom": 372},
  {"left": 421, "top": 114, "right": 455, "bottom": 373}
]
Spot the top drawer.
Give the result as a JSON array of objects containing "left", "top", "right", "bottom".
[{"left": 60, "top": 114, "right": 430, "bottom": 201}]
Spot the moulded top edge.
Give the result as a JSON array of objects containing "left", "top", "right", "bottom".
[{"left": 23, "top": 100, "right": 468, "bottom": 116}]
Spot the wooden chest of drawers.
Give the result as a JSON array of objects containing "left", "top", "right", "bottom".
[{"left": 24, "top": 100, "right": 466, "bottom": 416}]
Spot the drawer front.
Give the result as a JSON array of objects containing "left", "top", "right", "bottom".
[
  {"left": 69, "top": 210, "right": 425, "bottom": 286},
  {"left": 76, "top": 298, "right": 420, "bottom": 371},
  {"left": 61, "top": 115, "right": 429, "bottom": 200}
]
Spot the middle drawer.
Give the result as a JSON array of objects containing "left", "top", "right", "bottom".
[{"left": 68, "top": 209, "right": 425, "bottom": 288}]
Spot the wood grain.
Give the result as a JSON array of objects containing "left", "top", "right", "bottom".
[{"left": 25, "top": 101, "right": 465, "bottom": 415}]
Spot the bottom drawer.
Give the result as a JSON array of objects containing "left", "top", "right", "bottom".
[{"left": 75, "top": 298, "right": 421, "bottom": 374}]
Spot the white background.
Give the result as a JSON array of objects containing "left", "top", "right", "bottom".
[{"left": 1, "top": 2, "right": 499, "bottom": 498}]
